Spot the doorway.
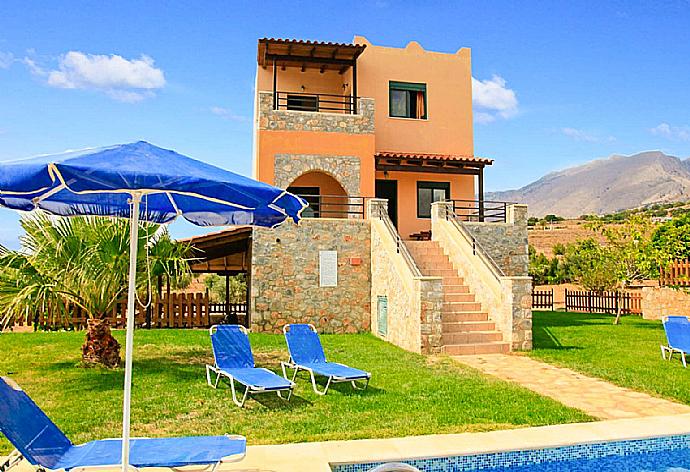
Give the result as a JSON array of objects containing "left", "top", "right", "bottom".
[{"left": 375, "top": 179, "right": 398, "bottom": 228}]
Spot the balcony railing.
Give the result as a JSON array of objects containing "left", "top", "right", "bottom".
[
  {"left": 451, "top": 199, "right": 511, "bottom": 223},
  {"left": 275, "top": 91, "right": 357, "bottom": 114},
  {"left": 293, "top": 194, "right": 366, "bottom": 218}
]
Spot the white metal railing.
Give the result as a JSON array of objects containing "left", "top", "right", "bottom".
[{"left": 446, "top": 206, "right": 505, "bottom": 281}]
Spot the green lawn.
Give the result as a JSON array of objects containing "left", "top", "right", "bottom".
[
  {"left": 531, "top": 311, "right": 690, "bottom": 404},
  {"left": 0, "top": 329, "right": 589, "bottom": 452}
]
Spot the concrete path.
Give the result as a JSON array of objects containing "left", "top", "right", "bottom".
[{"left": 455, "top": 354, "right": 690, "bottom": 420}]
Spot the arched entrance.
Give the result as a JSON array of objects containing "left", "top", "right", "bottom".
[{"left": 287, "top": 171, "right": 349, "bottom": 218}]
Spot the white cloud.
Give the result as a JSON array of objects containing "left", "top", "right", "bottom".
[
  {"left": 472, "top": 75, "right": 518, "bottom": 123},
  {"left": 44, "top": 51, "right": 165, "bottom": 102},
  {"left": 22, "top": 57, "right": 45, "bottom": 76},
  {"left": 210, "top": 106, "right": 249, "bottom": 122},
  {"left": 650, "top": 122, "right": 690, "bottom": 142},
  {"left": 561, "top": 127, "right": 616, "bottom": 143},
  {"left": 0, "top": 51, "right": 14, "bottom": 69}
]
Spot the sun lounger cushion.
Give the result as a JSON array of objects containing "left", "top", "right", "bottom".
[
  {"left": 0, "top": 377, "right": 246, "bottom": 471},
  {"left": 221, "top": 367, "right": 293, "bottom": 391},
  {"left": 295, "top": 362, "right": 369, "bottom": 380}
]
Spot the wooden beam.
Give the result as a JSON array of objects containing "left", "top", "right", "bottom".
[
  {"left": 331, "top": 47, "right": 339, "bottom": 58},
  {"left": 375, "top": 163, "right": 481, "bottom": 175},
  {"left": 301, "top": 63, "right": 306, "bottom": 72},
  {"left": 320, "top": 65, "right": 326, "bottom": 74},
  {"left": 478, "top": 167, "right": 485, "bottom": 222},
  {"left": 338, "top": 65, "right": 349, "bottom": 75},
  {"left": 265, "top": 54, "right": 354, "bottom": 66}
]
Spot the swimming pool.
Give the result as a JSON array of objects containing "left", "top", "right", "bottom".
[{"left": 331, "top": 434, "right": 690, "bottom": 471}]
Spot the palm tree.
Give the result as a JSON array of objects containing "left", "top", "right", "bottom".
[{"left": 0, "top": 213, "right": 190, "bottom": 367}]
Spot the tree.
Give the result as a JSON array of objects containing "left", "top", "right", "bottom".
[
  {"left": 0, "top": 213, "right": 191, "bottom": 367},
  {"left": 564, "top": 239, "right": 619, "bottom": 292},
  {"left": 652, "top": 213, "right": 690, "bottom": 262}
]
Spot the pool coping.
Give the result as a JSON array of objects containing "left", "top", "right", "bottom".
[{"left": 222, "top": 413, "right": 690, "bottom": 471}]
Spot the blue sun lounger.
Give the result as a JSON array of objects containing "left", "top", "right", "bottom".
[
  {"left": 0, "top": 377, "right": 245, "bottom": 472},
  {"left": 281, "top": 324, "right": 371, "bottom": 395},
  {"left": 661, "top": 315, "right": 690, "bottom": 368},
  {"left": 205, "top": 324, "right": 294, "bottom": 407}
]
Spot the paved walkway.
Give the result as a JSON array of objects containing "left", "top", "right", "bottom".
[{"left": 455, "top": 354, "right": 690, "bottom": 420}]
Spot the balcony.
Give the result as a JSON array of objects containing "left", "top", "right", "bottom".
[
  {"left": 291, "top": 193, "right": 367, "bottom": 219},
  {"left": 257, "top": 91, "right": 374, "bottom": 134}
]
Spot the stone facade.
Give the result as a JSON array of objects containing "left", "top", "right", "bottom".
[
  {"left": 250, "top": 219, "right": 371, "bottom": 334},
  {"left": 257, "top": 91, "right": 375, "bottom": 134},
  {"left": 431, "top": 202, "right": 532, "bottom": 351},
  {"left": 641, "top": 286, "right": 690, "bottom": 320},
  {"left": 464, "top": 205, "right": 529, "bottom": 277},
  {"left": 368, "top": 199, "right": 444, "bottom": 354},
  {"left": 274, "top": 154, "right": 361, "bottom": 197}
]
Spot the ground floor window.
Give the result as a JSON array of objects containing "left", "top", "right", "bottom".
[{"left": 417, "top": 181, "right": 450, "bottom": 218}]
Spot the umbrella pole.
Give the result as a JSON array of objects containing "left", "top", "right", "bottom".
[{"left": 121, "top": 193, "right": 141, "bottom": 472}]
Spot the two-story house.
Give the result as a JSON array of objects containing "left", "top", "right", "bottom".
[{"left": 187, "top": 36, "right": 531, "bottom": 357}]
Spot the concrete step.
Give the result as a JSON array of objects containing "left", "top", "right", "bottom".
[
  {"left": 443, "top": 293, "right": 475, "bottom": 303},
  {"left": 442, "top": 342, "right": 510, "bottom": 356},
  {"left": 441, "top": 277, "right": 464, "bottom": 285},
  {"left": 442, "top": 331, "right": 504, "bottom": 345},
  {"left": 417, "top": 259, "right": 453, "bottom": 269},
  {"left": 423, "top": 268, "right": 459, "bottom": 276},
  {"left": 443, "top": 301, "right": 482, "bottom": 312},
  {"left": 441, "top": 284, "right": 470, "bottom": 294},
  {"left": 442, "top": 311, "right": 491, "bottom": 322},
  {"left": 442, "top": 320, "right": 497, "bottom": 332}
]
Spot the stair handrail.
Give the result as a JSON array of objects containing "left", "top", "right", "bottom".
[
  {"left": 446, "top": 206, "right": 505, "bottom": 281},
  {"left": 376, "top": 205, "right": 422, "bottom": 278}
]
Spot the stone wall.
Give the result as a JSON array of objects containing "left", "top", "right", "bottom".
[
  {"left": 641, "top": 286, "right": 690, "bottom": 320},
  {"left": 464, "top": 205, "right": 529, "bottom": 277},
  {"left": 368, "top": 199, "right": 444, "bottom": 354},
  {"left": 431, "top": 202, "right": 532, "bottom": 351},
  {"left": 250, "top": 219, "right": 371, "bottom": 333},
  {"left": 257, "top": 92, "right": 375, "bottom": 134},
  {"left": 274, "top": 154, "right": 360, "bottom": 196}
]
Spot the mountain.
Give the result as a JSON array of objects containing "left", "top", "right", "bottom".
[{"left": 487, "top": 151, "right": 690, "bottom": 218}]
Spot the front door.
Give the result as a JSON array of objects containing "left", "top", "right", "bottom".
[{"left": 375, "top": 179, "right": 398, "bottom": 228}]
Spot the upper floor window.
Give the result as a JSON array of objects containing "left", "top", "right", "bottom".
[
  {"left": 389, "top": 81, "right": 427, "bottom": 119},
  {"left": 286, "top": 94, "right": 318, "bottom": 112}
]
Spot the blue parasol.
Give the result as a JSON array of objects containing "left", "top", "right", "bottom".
[{"left": 0, "top": 141, "right": 306, "bottom": 472}]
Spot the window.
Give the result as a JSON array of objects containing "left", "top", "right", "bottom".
[
  {"left": 389, "top": 81, "right": 427, "bottom": 119},
  {"left": 417, "top": 181, "right": 450, "bottom": 218},
  {"left": 287, "top": 186, "right": 320, "bottom": 217},
  {"left": 286, "top": 94, "right": 318, "bottom": 112}
]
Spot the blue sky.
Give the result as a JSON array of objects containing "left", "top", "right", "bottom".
[{"left": 1, "top": 1, "right": 689, "bottom": 247}]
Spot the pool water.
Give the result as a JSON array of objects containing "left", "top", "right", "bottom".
[
  {"left": 489, "top": 447, "right": 690, "bottom": 471},
  {"left": 331, "top": 434, "right": 690, "bottom": 472}
]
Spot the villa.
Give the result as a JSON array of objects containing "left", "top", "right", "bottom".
[{"left": 187, "top": 36, "right": 532, "bottom": 356}]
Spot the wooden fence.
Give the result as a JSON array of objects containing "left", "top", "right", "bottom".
[
  {"left": 531, "top": 289, "right": 554, "bottom": 310},
  {"left": 13, "top": 293, "right": 249, "bottom": 330},
  {"left": 564, "top": 289, "right": 642, "bottom": 315},
  {"left": 660, "top": 260, "right": 690, "bottom": 287}
]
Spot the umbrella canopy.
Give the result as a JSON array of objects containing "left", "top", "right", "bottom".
[
  {"left": 0, "top": 141, "right": 306, "bottom": 472},
  {"left": 0, "top": 140, "right": 305, "bottom": 227}
]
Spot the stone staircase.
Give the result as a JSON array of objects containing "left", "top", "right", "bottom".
[{"left": 406, "top": 240, "right": 510, "bottom": 355}]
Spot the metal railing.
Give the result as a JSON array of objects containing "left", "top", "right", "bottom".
[
  {"left": 294, "top": 194, "right": 365, "bottom": 219},
  {"left": 376, "top": 204, "right": 422, "bottom": 277},
  {"left": 275, "top": 91, "right": 357, "bottom": 114},
  {"left": 452, "top": 199, "right": 510, "bottom": 223},
  {"left": 446, "top": 206, "right": 505, "bottom": 281}
]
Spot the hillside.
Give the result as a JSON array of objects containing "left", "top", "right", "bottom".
[{"left": 488, "top": 151, "right": 690, "bottom": 217}]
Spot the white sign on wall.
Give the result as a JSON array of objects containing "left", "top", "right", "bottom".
[{"left": 319, "top": 250, "right": 338, "bottom": 287}]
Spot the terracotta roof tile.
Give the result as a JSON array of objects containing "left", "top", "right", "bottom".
[{"left": 375, "top": 151, "right": 493, "bottom": 165}]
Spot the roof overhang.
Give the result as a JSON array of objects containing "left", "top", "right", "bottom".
[
  {"left": 258, "top": 38, "right": 367, "bottom": 73},
  {"left": 180, "top": 226, "right": 252, "bottom": 274},
  {"left": 375, "top": 151, "right": 493, "bottom": 175}
]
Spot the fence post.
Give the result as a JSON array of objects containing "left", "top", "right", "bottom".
[{"left": 551, "top": 288, "right": 554, "bottom": 311}]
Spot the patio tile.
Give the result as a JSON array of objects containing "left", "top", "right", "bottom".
[{"left": 454, "top": 354, "right": 690, "bottom": 420}]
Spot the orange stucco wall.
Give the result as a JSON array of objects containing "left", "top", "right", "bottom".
[
  {"left": 355, "top": 36, "right": 474, "bottom": 156},
  {"left": 255, "top": 130, "right": 376, "bottom": 196},
  {"left": 253, "top": 37, "right": 477, "bottom": 234},
  {"left": 376, "top": 171, "right": 475, "bottom": 238}
]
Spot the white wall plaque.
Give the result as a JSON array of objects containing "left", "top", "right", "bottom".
[{"left": 319, "top": 250, "right": 338, "bottom": 287}]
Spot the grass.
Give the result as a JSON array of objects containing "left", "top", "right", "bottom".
[
  {"left": 0, "top": 329, "right": 590, "bottom": 452},
  {"left": 530, "top": 311, "right": 690, "bottom": 404}
]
